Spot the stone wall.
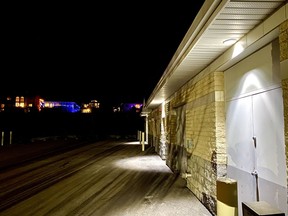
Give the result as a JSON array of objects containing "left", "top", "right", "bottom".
[
  {"left": 282, "top": 78, "right": 288, "bottom": 202},
  {"left": 163, "top": 71, "right": 226, "bottom": 214},
  {"left": 146, "top": 14, "right": 287, "bottom": 216},
  {"left": 279, "top": 20, "right": 288, "bottom": 197},
  {"left": 186, "top": 72, "right": 225, "bottom": 214},
  {"left": 148, "top": 107, "right": 162, "bottom": 156},
  {"left": 279, "top": 20, "right": 288, "bottom": 62}
]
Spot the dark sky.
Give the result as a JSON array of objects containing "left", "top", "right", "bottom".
[{"left": 3, "top": 2, "right": 205, "bottom": 106}]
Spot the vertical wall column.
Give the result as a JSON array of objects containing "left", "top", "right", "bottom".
[{"left": 159, "top": 102, "right": 167, "bottom": 159}]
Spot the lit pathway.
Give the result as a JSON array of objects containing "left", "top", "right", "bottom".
[{"left": 0, "top": 140, "right": 212, "bottom": 216}]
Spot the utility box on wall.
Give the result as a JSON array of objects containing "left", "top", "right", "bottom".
[
  {"left": 242, "top": 201, "right": 285, "bottom": 216},
  {"left": 217, "top": 177, "right": 238, "bottom": 216}
]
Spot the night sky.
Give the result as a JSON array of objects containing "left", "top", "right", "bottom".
[{"left": 3, "top": 2, "right": 205, "bottom": 106}]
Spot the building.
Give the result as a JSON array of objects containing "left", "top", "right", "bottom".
[
  {"left": 141, "top": 1, "right": 288, "bottom": 215},
  {"left": 43, "top": 101, "right": 81, "bottom": 113},
  {"left": 114, "top": 103, "right": 143, "bottom": 113},
  {"left": 0, "top": 95, "right": 81, "bottom": 113},
  {"left": 0, "top": 95, "right": 44, "bottom": 112},
  {"left": 81, "top": 100, "right": 101, "bottom": 113}
]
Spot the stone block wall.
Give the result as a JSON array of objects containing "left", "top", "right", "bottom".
[
  {"left": 283, "top": 78, "right": 288, "bottom": 201},
  {"left": 279, "top": 20, "right": 288, "bottom": 196},
  {"left": 167, "top": 71, "right": 225, "bottom": 214},
  {"left": 148, "top": 107, "right": 162, "bottom": 156},
  {"left": 187, "top": 72, "right": 225, "bottom": 214},
  {"left": 279, "top": 20, "right": 288, "bottom": 62},
  {"left": 146, "top": 12, "right": 287, "bottom": 216},
  {"left": 166, "top": 105, "right": 177, "bottom": 169}
]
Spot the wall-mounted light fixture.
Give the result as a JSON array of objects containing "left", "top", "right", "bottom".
[{"left": 223, "top": 38, "right": 237, "bottom": 45}]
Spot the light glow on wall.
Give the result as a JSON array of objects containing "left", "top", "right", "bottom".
[
  {"left": 240, "top": 72, "right": 262, "bottom": 95},
  {"left": 161, "top": 102, "right": 166, "bottom": 118},
  {"left": 232, "top": 41, "right": 245, "bottom": 58}
]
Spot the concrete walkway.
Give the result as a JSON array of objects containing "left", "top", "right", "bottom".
[{"left": 0, "top": 139, "right": 213, "bottom": 216}]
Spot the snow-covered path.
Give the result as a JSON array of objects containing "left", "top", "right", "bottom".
[{"left": 0, "top": 140, "right": 212, "bottom": 216}]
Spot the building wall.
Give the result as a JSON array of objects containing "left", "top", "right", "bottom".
[
  {"left": 184, "top": 72, "right": 226, "bottom": 213},
  {"left": 146, "top": 7, "right": 288, "bottom": 216},
  {"left": 279, "top": 19, "right": 288, "bottom": 204},
  {"left": 148, "top": 107, "right": 161, "bottom": 155},
  {"left": 282, "top": 78, "right": 288, "bottom": 211},
  {"left": 225, "top": 39, "right": 286, "bottom": 215},
  {"left": 147, "top": 71, "right": 226, "bottom": 214}
]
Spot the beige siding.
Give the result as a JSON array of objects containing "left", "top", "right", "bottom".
[
  {"left": 280, "top": 20, "right": 288, "bottom": 192},
  {"left": 148, "top": 71, "right": 226, "bottom": 213},
  {"left": 283, "top": 78, "right": 288, "bottom": 193}
]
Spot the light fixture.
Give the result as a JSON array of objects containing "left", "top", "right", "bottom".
[{"left": 223, "top": 38, "right": 237, "bottom": 45}]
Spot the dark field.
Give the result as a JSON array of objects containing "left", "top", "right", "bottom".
[{"left": 0, "top": 111, "right": 144, "bottom": 145}]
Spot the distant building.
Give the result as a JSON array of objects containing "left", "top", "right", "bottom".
[
  {"left": 0, "top": 95, "right": 81, "bottom": 113},
  {"left": 81, "top": 100, "right": 100, "bottom": 113},
  {"left": 0, "top": 95, "right": 141, "bottom": 114},
  {"left": 113, "top": 103, "right": 142, "bottom": 113},
  {"left": 43, "top": 101, "right": 81, "bottom": 113},
  {"left": 0, "top": 95, "right": 44, "bottom": 112}
]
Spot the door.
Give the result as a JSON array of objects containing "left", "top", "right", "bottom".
[{"left": 226, "top": 88, "right": 286, "bottom": 214}]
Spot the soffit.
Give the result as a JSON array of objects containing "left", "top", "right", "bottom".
[{"left": 145, "top": 0, "right": 287, "bottom": 110}]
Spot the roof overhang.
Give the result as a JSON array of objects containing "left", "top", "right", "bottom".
[{"left": 143, "top": 0, "right": 287, "bottom": 113}]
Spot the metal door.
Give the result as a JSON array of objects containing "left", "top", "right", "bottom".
[{"left": 226, "top": 87, "right": 286, "bottom": 215}]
